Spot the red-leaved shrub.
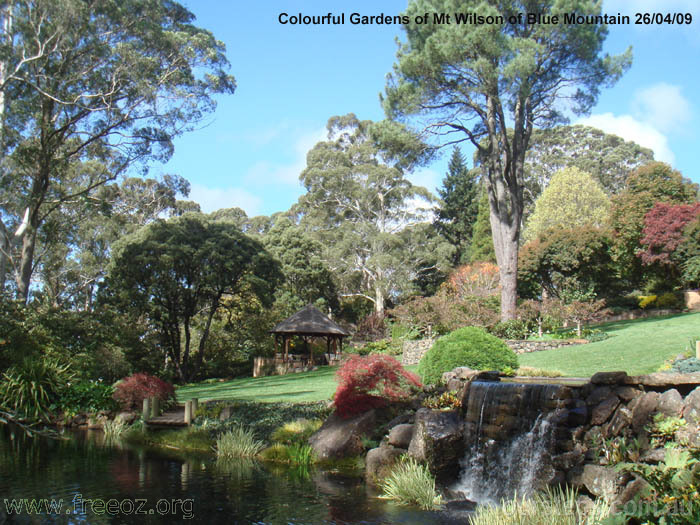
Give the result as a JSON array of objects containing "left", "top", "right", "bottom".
[
  {"left": 333, "top": 355, "right": 421, "bottom": 419},
  {"left": 113, "top": 373, "right": 176, "bottom": 411}
]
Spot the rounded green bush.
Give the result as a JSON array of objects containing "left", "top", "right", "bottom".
[{"left": 418, "top": 327, "right": 519, "bottom": 384}]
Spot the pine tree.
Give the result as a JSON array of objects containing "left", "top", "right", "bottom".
[{"left": 434, "top": 147, "right": 479, "bottom": 263}]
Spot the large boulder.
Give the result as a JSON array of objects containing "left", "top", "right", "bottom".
[
  {"left": 580, "top": 464, "right": 625, "bottom": 498},
  {"left": 590, "top": 395, "right": 620, "bottom": 426},
  {"left": 629, "top": 392, "right": 659, "bottom": 432},
  {"left": 309, "top": 410, "right": 377, "bottom": 460},
  {"left": 683, "top": 386, "right": 700, "bottom": 423},
  {"left": 657, "top": 389, "right": 684, "bottom": 417},
  {"left": 408, "top": 408, "right": 464, "bottom": 476},
  {"left": 365, "top": 445, "right": 406, "bottom": 483},
  {"left": 387, "top": 424, "right": 414, "bottom": 449}
]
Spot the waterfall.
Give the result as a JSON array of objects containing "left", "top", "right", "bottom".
[{"left": 452, "top": 381, "right": 565, "bottom": 504}]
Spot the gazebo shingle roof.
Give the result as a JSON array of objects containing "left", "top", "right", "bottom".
[{"left": 270, "top": 304, "right": 349, "bottom": 337}]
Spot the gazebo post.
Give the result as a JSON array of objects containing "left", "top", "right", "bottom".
[
  {"left": 284, "top": 335, "right": 289, "bottom": 362},
  {"left": 309, "top": 336, "right": 313, "bottom": 365},
  {"left": 274, "top": 335, "right": 278, "bottom": 357}
]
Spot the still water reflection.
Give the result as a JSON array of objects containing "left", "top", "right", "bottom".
[{"left": 0, "top": 426, "right": 469, "bottom": 524}]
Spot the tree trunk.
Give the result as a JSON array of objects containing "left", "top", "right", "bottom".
[
  {"left": 15, "top": 223, "right": 37, "bottom": 303},
  {"left": 374, "top": 284, "right": 385, "bottom": 316},
  {"left": 194, "top": 300, "right": 218, "bottom": 377}
]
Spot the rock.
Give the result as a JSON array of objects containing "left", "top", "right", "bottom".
[
  {"left": 586, "top": 386, "right": 612, "bottom": 406},
  {"left": 365, "top": 446, "right": 406, "bottom": 483},
  {"left": 408, "top": 408, "right": 464, "bottom": 476},
  {"left": 657, "top": 389, "right": 684, "bottom": 417},
  {"left": 387, "top": 424, "right": 414, "bottom": 449},
  {"left": 567, "top": 401, "right": 589, "bottom": 427},
  {"left": 591, "top": 396, "right": 620, "bottom": 425},
  {"left": 591, "top": 371, "right": 628, "bottom": 385},
  {"left": 675, "top": 425, "right": 700, "bottom": 447},
  {"left": 629, "top": 392, "right": 659, "bottom": 432},
  {"left": 385, "top": 413, "right": 413, "bottom": 430},
  {"left": 473, "top": 371, "right": 501, "bottom": 382},
  {"left": 72, "top": 414, "right": 87, "bottom": 426},
  {"left": 442, "top": 366, "right": 478, "bottom": 384},
  {"left": 613, "top": 478, "right": 649, "bottom": 514},
  {"left": 606, "top": 406, "right": 632, "bottom": 438},
  {"left": 625, "top": 372, "right": 700, "bottom": 387},
  {"left": 309, "top": 410, "right": 377, "bottom": 460},
  {"left": 581, "top": 464, "right": 622, "bottom": 498},
  {"left": 87, "top": 415, "right": 108, "bottom": 429},
  {"left": 447, "top": 378, "right": 464, "bottom": 393},
  {"left": 552, "top": 449, "right": 585, "bottom": 471},
  {"left": 115, "top": 411, "right": 139, "bottom": 425},
  {"left": 641, "top": 448, "right": 666, "bottom": 463},
  {"left": 683, "top": 386, "right": 700, "bottom": 423},
  {"left": 614, "top": 386, "right": 643, "bottom": 402},
  {"left": 219, "top": 405, "right": 234, "bottom": 421}
]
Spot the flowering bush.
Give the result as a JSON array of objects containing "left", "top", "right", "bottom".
[
  {"left": 333, "top": 355, "right": 421, "bottom": 418},
  {"left": 447, "top": 262, "right": 500, "bottom": 299},
  {"left": 112, "top": 373, "right": 176, "bottom": 411}
]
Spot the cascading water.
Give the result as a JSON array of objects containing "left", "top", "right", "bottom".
[{"left": 452, "top": 381, "right": 566, "bottom": 504}]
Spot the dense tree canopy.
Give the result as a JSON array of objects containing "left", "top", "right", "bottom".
[
  {"left": 0, "top": 0, "right": 235, "bottom": 302},
  {"left": 434, "top": 147, "right": 480, "bottom": 264},
  {"left": 298, "top": 114, "right": 451, "bottom": 315},
  {"left": 523, "top": 125, "right": 654, "bottom": 217},
  {"left": 609, "top": 162, "right": 698, "bottom": 287},
  {"left": 519, "top": 226, "right": 616, "bottom": 301},
  {"left": 103, "top": 214, "right": 281, "bottom": 381},
  {"left": 523, "top": 167, "right": 610, "bottom": 243},
  {"left": 383, "top": 0, "right": 631, "bottom": 320}
]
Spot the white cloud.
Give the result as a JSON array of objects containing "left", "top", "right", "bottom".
[
  {"left": 245, "top": 127, "right": 327, "bottom": 185},
  {"left": 189, "top": 183, "right": 262, "bottom": 215},
  {"left": 632, "top": 83, "right": 692, "bottom": 133},
  {"left": 577, "top": 112, "right": 675, "bottom": 163}
]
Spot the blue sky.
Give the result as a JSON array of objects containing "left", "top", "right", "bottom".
[{"left": 157, "top": 0, "right": 700, "bottom": 216}]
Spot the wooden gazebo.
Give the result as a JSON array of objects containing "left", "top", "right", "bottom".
[{"left": 270, "top": 304, "right": 349, "bottom": 366}]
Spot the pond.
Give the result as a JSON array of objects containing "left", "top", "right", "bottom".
[{"left": 0, "top": 426, "right": 472, "bottom": 524}]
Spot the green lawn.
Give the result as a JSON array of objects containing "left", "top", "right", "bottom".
[
  {"left": 519, "top": 312, "right": 700, "bottom": 377},
  {"left": 177, "top": 313, "right": 699, "bottom": 402},
  {"left": 177, "top": 366, "right": 339, "bottom": 403}
]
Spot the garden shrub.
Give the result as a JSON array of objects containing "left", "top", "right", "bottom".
[
  {"left": 0, "top": 358, "right": 73, "bottom": 421},
  {"left": 490, "top": 319, "right": 531, "bottom": 339},
  {"left": 333, "top": 355, "right": 421, "bottom": 418},
  {"left": 671, "top": 358, "right": 700, "bottom": 374},
  {"left": 57, "top": 379, "right": 118, "bottom": 414},
  {"left": 638, "top": 295, "right": 657, "bottom": 309},
  {"left": 656, "top": 291, "right": 683, "bottom": 309},
  {"left": 356, "top": 339, "right": 402, "bottom": 356},
  {"left": 418, "top": 327, "right": 518, "bottom": 384},
  {"left": 112, "top": 372, "right": 176, "bottom": 411}
]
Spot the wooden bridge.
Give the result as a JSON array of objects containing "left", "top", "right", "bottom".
[{"left": 142, "top": 398, "right": 198, "bottom": 428}]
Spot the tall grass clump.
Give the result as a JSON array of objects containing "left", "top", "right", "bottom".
[
  {"left": 215, "top": 425, "right": 264, "bottom": 458},
  {"left": 102, "top": 419, "right": 127, "bottom": 439},
  {"left": 270, "top": 418, "right": 322, "bottom": 445},
  {"left": 0, "top": 358, "right": 73, "bottom": 421},
  {"left": 469, "top": 487, "right": 610, "bottom": 525},
  {"left": 380, "top": 457, "right": 442, "bottom": 510}
]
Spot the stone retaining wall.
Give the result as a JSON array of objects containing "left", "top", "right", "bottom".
[
  {"left": 402, "top": 337, "right": 586, "bottom": 363},
  {"left": 401, "top": 339, "right": 434, "bottom": 365},
  {"left": 505, "top": 339, "right": 587, "bottom": 354}
]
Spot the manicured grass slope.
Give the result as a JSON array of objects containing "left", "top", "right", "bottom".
[
  {"left": 177, "top": 366, "right": 339, "bottom": 403},
  {"left": 177, "top": 363, "right": 420, "bottom": 404},
  {"left": 519, "top": 312, "right": 700, "bottom": 377}
]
